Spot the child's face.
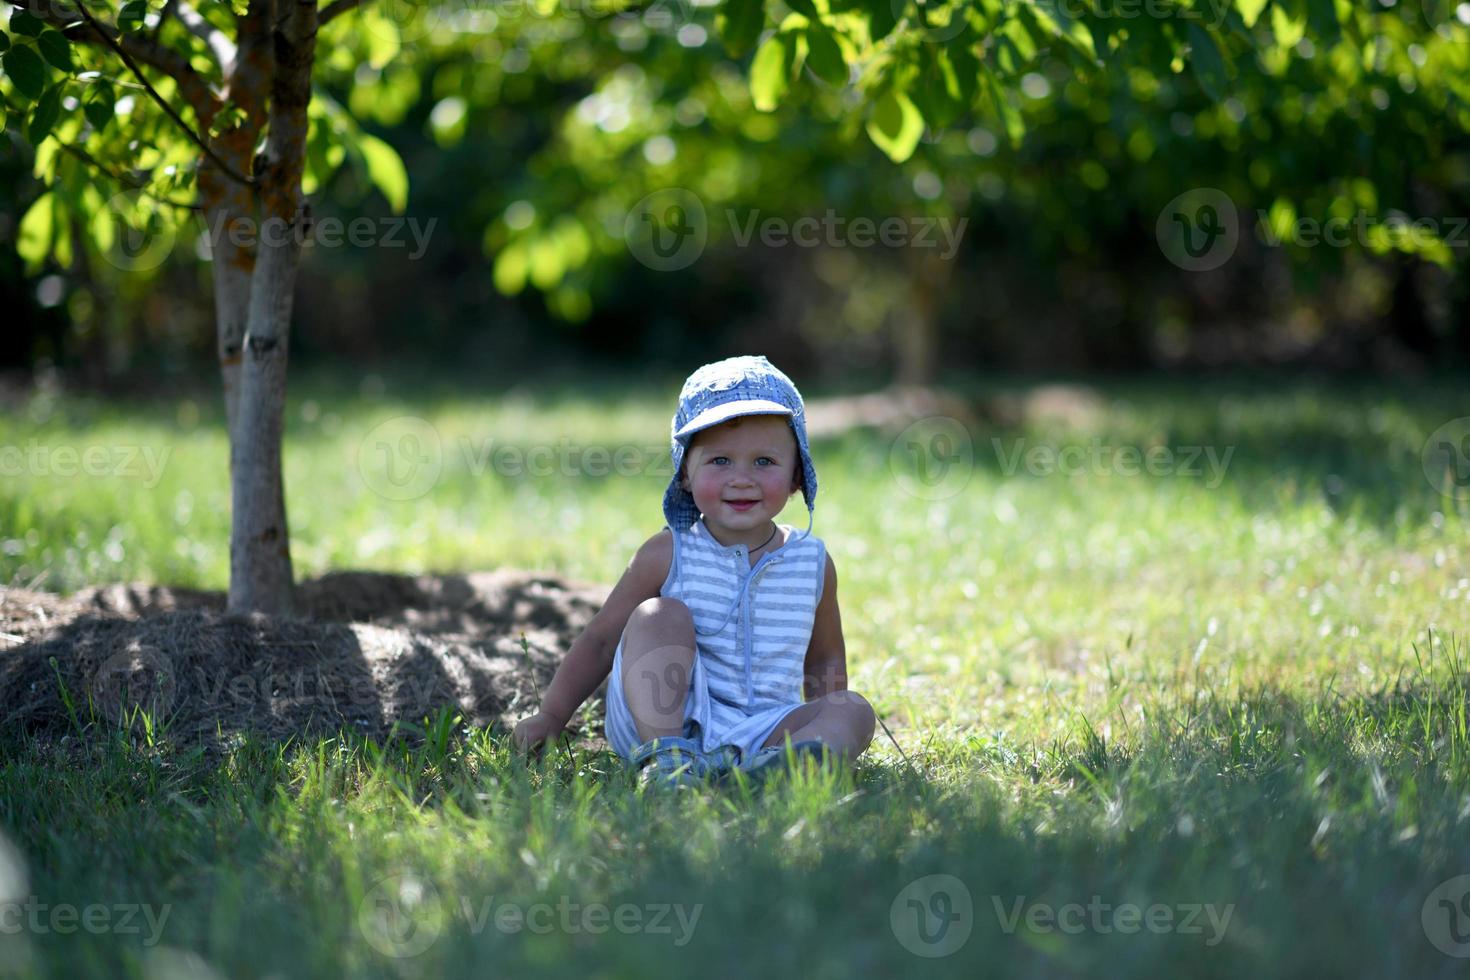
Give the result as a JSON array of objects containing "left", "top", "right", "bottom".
[{"left": 682, "top": 415, "right": 801, "bottom": 534}]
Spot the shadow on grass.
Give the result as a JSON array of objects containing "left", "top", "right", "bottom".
[
  {"left": 4, "top": 638, "right": 1466, "bottom": 978},
  {"left": 0, "top": 569, "right": 608, "bottom": 759}
]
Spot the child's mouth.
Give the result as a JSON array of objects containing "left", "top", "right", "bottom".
[{"left": 726, "top": 500, "right": 758, "bottom": 512}]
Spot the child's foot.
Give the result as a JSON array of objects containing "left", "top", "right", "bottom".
[
  {"left": 736, "top": 739, "right": 834, "bottom": 787},
  {"left": 630, "top": 736, "right": 738, "bottom": 790}
]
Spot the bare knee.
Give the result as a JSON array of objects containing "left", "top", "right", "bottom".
[
  {"left": 624, "top": 597, "right": 694, "bottom": 643},
  {"left": 821, "top": 690, "right": 875, "bottom": 746},
  {"left": 620, "top": 600, "right": 698, "bottom": 742}
]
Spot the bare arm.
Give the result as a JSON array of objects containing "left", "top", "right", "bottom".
[
  {"left": 802, "top": 554, "right": 847, "bottom": 701},
  {"left": 526, "top": 530, "right": 674, "bottom": 731}
]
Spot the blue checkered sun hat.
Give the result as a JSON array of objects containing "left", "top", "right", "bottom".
[{"left": 663, "top": 355, "right": 818, "bottom": 534}]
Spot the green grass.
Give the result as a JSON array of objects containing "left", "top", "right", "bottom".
[{"left": 2, "top": 369, "right": 1470, "bottom": 977}]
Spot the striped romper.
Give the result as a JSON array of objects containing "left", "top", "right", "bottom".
[{"left": 604, "top": 517, "right": 828, "bottom": 763}]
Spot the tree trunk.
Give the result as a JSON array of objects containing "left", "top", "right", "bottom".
[
  {"left": 1385, "top": 252, "right": 1437, "bottom": 363},
  {"left": 894, "top": 246, "right": 952, "bottom": 386},
  {"left": 205, "top": 0, "right": 271, "bottom": 440},
  {"left": 225, "top": 0, "right": 316, "bottom": 616}
]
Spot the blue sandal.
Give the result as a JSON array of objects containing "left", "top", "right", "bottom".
[
  {"left": 629, "top": 735, "right": 739, "bottom": 789},
  {"left": 736, "top": 739, "right": 833, "bottom": 786}
]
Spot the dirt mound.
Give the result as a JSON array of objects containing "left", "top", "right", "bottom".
[
  {"left": 0, "top": 570, "right": 610, "bottom": 754},
  {"left": 805, "top": 385, "right": 980, "bottom": 439}
]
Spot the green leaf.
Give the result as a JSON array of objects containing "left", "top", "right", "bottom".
[
  {"left": 3, "top": 44, "right": 47, "bottom": 101},
  {"left": 1237, "top": 0, "right": 1269, "bottom": 28},
  {"left": 981, "top": 66, "right": 1024, "bottom": 147},
  {"left": 17, "top": 192, "right": 54, "bottom": 274},
  {"left": 28, "top": 83, "right": 62, "bottom": 143},
  {"left": 9, "top": 10, "right": 44, "bottom": 37},
  {"left": 785, "top": 0, "right": 819, "bottom": 18},
  {"left": 1269, "top": 0, "right": 1305, "bottom": 47},
  {"left": 118, "top": 1, "right": 148, "bottom": 32},
  {"left": 911, "top": 47, "right": 971, "bottom": 129},
  {"left": 717, "top": 0, "right": 766, "bottom": 57},
  {"left": 1305, "top": 0, "right": 1338, "bottom": 46},
  {"left": 864, "top": 89, "right": 924, "bottom": 162},
  {"left": 863, "top": 0, "right": 897, "bottom": 41},
  {"left": 83, "top": 81, "right": 115, "bottom": 131},
  {"left": 749, "top": 33, "right": 790, "bottom": 111},
  {"left": 83, "top": 98, "right": 111, "bottom": 131},
  {"left": 946, "top": 44, "right": 979, "bottom": 106},
  {"left": 37, "top": 30, "right": 74, "bottom": 72},
  {"left": 0, "top": 29, "right": 11, "bottom": 53},
  {"left": 804, "top": 24, "right": 847, "bottom": 85},
  {"left": 492, "top": 239, "right": 528, "bottom": 295},
  {"left": 358, "top": 7, "right": 400, "bottom": 68},
  {"left": 207, "top": 102, "right": 248, "bottom": 138},
  {"left": 357, "top": 132, "right": 408, "bottom": 213},
  {"left": 1188, "top": 24, "right": 1228, "bottom": 101}
]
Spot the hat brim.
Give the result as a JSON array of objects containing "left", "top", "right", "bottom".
[{"left": 673, "top": 399, "right": 793, "bottom": 442}]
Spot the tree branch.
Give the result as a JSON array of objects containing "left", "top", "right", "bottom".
[
  {"left": 319, "top": 0, "right": 363, "bottom": 26},
  {"left": 64, "top": 0, "right": 257, "bottom": 188},
  {"left": 59, "top": 142, "right": 203, "bottom": 211},
  {"left": 9, "top": 0, "right": 219, "bottom": 116},
  {"left": 177, "top": 0, "right": 238, "bottom": 73}
]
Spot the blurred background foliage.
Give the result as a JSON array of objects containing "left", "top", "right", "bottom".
[{"left": 1, "top": 0, "right": 1467, "bottom": 387}]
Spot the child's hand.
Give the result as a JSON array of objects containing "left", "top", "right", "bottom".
[{"left": 511, "top": 711, "right": 564, "bottom": 756}]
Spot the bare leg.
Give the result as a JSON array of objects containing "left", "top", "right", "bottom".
[
  {"left": 761, "top": 690, "right": 876, "bottom": 761},
  {"left": 619, "top": 597, "right": 697, "bottom": 744}
]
